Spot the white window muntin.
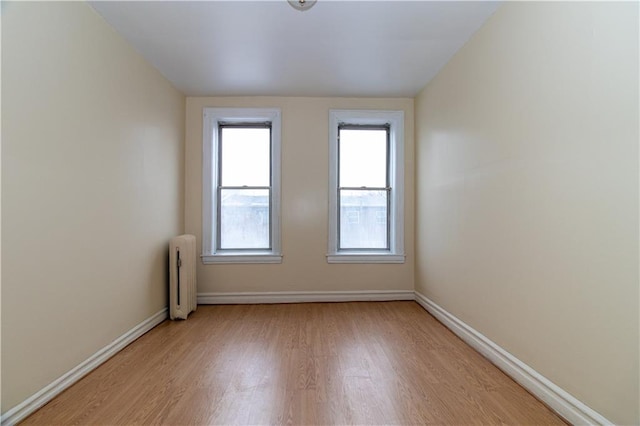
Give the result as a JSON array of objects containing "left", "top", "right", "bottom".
[
  {"left": 203, "top": 108, "right": 282, "bottom": 264},
  {"left": 328, "top": 109, "right": 405, "bottom": 264}
]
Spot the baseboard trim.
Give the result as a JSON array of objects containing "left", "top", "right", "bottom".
[
  {"left": 414, "top": 292, "right": 611, "bottom": 425},
  {"left": 3, "top": 294, "right": 612, "bottom": 425},
  {"left": 0, "top": 308, "right": 168, "bottom": 426},
  {"left": 198, "top": 290, "right": 415, "bottom": 305}
]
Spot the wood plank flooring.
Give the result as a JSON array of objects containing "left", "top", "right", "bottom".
[{"left": 22, "top": 302, "right": 565, "bottom": 425}]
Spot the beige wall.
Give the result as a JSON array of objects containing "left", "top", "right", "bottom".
[
  {"left": 415, "top": 2, "right": 639, "bottom": 424},
  {"left": 1, "top": 2, "right": 184, "bottom": 412},
  {"left": 186, "top": 97, "right": 414, "bottom": 294}
]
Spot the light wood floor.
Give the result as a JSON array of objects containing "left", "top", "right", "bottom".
[{"left": 23, "top": 302, "right": 565, "bottom": 425}]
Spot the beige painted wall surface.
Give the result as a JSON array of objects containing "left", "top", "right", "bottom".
[
  {"left": 186, "top": 97, "right": 414, "bottom": 294},
  {"left": 2, "top": 2, "right": 184, "bottom": 412},
  {"left": 415, "top": 2, "right": 638, "bottom": 424}
]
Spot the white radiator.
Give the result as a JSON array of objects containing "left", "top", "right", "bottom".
[{"left": 169, "top": 234, "right": 197, "bottom": 320}]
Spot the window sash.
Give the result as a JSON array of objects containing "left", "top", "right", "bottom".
[
  {"left": 337, "top": 125, "right": 391, "bottom": 251},
  {"left": 338, "top": 188, "right": 391, "bottom": 251},
  {"left": 216, "top": 123, "right": 273, "bottom": 251}
]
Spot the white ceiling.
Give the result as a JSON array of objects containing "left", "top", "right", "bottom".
[{"left": 89, "top": 1, "right": 500, "bottom": 97}]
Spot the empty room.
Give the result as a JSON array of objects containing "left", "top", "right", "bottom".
[{"left": 1, "top": 1, "right": 638, "bottom": 425}]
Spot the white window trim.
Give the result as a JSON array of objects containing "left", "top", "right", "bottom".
[
  {"left": 327, "top": 109, "right": 405, "bottom": 264},
  {"left": 202, "top": 107, "right": 282, "bottom": 264}
]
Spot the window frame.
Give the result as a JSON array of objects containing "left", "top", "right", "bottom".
[
  {"left": 328, "top": 109, "right": 405, "bottom": 264},
  {"left": 337, "top": 123, "right": 391, "bottom": 251},
  {"left": 202, "top": 107, "right": 282, "bottom": 264}
]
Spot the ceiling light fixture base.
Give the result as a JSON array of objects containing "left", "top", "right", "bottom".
[{"left": 287, "top": 0, "right": 317, "bottom": 12}]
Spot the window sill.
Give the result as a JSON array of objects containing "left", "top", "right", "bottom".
[
  {"left": 326, "top": 253, "right": 405, "bottom": 264},
  {"left": 202, "top": 253, "right": 282, "bottom": 264}
]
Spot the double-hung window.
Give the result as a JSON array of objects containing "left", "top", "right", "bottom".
[
  {"left": 202, "top": 108, "right": 282, "bottom": 264},
  {"left": 328, "top": 110, "right": 405, "bottom": 263}
]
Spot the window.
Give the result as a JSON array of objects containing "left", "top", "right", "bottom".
[
  {"left": 202, "top": 108, "right": 282, "bottom": 263},
  {"left": 328, "top": 110, "right": 405, "bottom": 263}
]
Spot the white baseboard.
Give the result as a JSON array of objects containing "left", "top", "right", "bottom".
[
  {"left": 414, "top": 292, "right": 611, "bottom": 425},
  {"left": 0, "top": 308, "right": 168, "bottom": 426},
  {"left": 3, "top": 294, "right": 612, "bottom": 425},
  {"left": 198, "top": 290, "right": 414, "bottom": 305}
]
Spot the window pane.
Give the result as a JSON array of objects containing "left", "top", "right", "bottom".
[
  {"left": 339, "top": 129, "right": 387, "bottom": 188},
  {"left": 221, "top": 127, "right": 270, "bottom": 186},
  {"left": 220, "top": 189, "right": 270, "bottom": 249},
  {"left": 339, "top": 189, "right": 388, "bottom": 249}
]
